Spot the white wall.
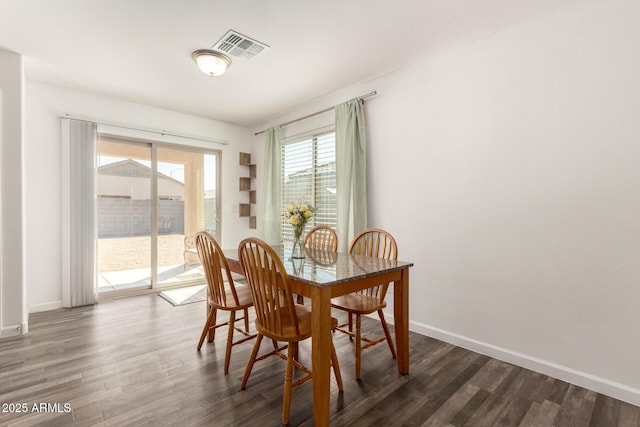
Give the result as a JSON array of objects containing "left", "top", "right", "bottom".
[
  {"left": 25, "top": 82, "right": 253, "bottom": 312},
  {"left": 252, "top": 0, "right": 640, "bottom": 405},
  {"left": 0, "top": 49, "right": 26, "bottom": 337}
]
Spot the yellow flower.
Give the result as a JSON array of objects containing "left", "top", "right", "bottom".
[
  {"left": 300, "top": 203, "right": 309, "bottom": 211},
  {"left": 303, "top": 210, "right": 313, "bottom": 218},
  {"left": 287, "top": 204, "right": 295, "bottom": 213},
  {"left": 289, "top": 216, "right": 300, "bottom": 225}
]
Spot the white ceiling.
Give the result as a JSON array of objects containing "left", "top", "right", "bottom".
[{"left": 0, "top": 0, "right": 578, "bottom": 127}]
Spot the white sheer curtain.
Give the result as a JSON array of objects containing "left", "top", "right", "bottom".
[
  {"left": 335, "top": 98, "right": 367, "bottom": 252},
  {"left": 260, "top": 126, "right": 282, "bottom": 245},
  {"left": 61, "top": 118, "right": 98, "bottom": 307}
]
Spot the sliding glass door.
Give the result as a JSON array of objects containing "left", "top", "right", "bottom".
[
  {"left": 96, "top": 136, "right": 220, "bottom": 293},
  {"left": 156, "top": 146, "right": 220, "bottom": 285}
]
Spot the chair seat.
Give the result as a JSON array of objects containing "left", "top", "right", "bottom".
[
  {"left": 256, "top": 304, "right": 338, "bottom": 342},
  {"left": 209, "top": 285, "right": 253, "bottom": 311},
  {"left": 331, "top": 293, "right": 386, "bottom": 315}
]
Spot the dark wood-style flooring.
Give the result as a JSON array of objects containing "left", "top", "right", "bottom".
[{"left": 1, "top": 294, "right": 638, "bottom": 426}]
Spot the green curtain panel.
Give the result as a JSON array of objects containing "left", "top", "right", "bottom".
[
  {"left": 335, "top": 98, "right": 367, "bottom": 252},
  {"left": 260, "top": 126, "right": 282, "bottom": 244}
]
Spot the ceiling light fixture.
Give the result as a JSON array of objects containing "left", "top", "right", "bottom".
[{"left": 191, "top": 49, "right": 231, "bottom": 77}]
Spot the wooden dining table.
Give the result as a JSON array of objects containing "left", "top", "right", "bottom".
[{"left": 223, "top": 245, "right": 413, "bottom": 426}]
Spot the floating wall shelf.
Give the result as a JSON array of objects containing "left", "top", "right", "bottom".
[{"left": 239, "top": 152, "right": 256, "bottom": 229}]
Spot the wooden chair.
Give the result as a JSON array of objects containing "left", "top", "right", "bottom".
[
  {"left": 297, "top": 225, "right": 338, "bottom": 304},
  {"left": 238, "top": 237, "right": 343, "bottom": 425},
  {"left": 183, "top": 235, "right": 201, "bottom": 271},
  {"left": 303, "top": 224, "right": 338, "bottom": 251},
  {"left": 195, "top": 231, "right": 256, "bottom": 374},
  {"left": 331, "top": 228, "right": 398, "bottom": 379}
]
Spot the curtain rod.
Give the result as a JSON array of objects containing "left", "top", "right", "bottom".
[
  {"left": 254, "top": 91, "right": 377, "bottom": 136},
  {"left": 61, "top": 114, "right": 230, "bottom": 146}
]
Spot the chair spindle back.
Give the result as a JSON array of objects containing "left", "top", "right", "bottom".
[
  {"left": 304, "top": 225, "right": 338, "bottom": 251},
  {"left": 348, "top": 228, "right": 398, "bottom": 299},
  {"left": 238, "top": 238, "right": 299, "bottom": 337},
  {"left": 195, "top": 231, "right": 238, "bottom": 309}
]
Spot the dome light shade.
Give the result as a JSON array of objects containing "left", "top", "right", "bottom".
[{"left": 191, "top": 49, "right": 231, "bottom": 77}]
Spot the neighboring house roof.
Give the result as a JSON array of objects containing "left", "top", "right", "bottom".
[
  {"left": 98, "top": 159, "right": 183, "bottom": 185},
  {"left": 286, "top": 162, "right": 335, "bottom": 179}
]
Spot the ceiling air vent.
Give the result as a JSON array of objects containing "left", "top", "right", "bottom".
[{"left": 212, "top": 30, "right": 270, "bottom": 59}]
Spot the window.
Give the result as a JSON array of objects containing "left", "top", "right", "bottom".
[
  {"left": 96, "top": 137, "right": 220, "bottom": 293},
  {"left": 281, "top": 131, "right": 336, "bottom": 243}
]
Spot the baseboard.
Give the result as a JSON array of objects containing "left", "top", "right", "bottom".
[
  {"left": 29, "top": 300, "right": 63, "bottom": 313},
  {"left": 383, "top": 311, "right": 640, "bottom": 407},
  {"left": 0, "top": 324, "right": 23, "bottom": 338}
]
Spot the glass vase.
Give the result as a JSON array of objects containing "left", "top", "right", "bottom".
[{"left": 291, "top": 226, "right": 305, "bottom": 259}]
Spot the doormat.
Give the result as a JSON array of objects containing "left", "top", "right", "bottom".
[{"left": 159, "top": 285, "right": 207, "bottom": 306}]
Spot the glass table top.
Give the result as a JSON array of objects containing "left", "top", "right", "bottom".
[{"left": 224, "top": 245, "right": 413, "bottom": 288}]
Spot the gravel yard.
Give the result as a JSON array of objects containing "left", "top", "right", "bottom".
[{"left": 98, "top": 234, "right": 195, "bottom": 272}]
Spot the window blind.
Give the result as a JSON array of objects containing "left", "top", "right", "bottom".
[{"left": 281, "top": 131, "right": 336, "bottom": 244}]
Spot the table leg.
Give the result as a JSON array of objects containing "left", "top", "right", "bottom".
[
  {"left": 311, "top": 286, "right": 332, "bottom": 426},
  {"left": 393, "top": 267, "right": 410, "bottom": 374}
]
